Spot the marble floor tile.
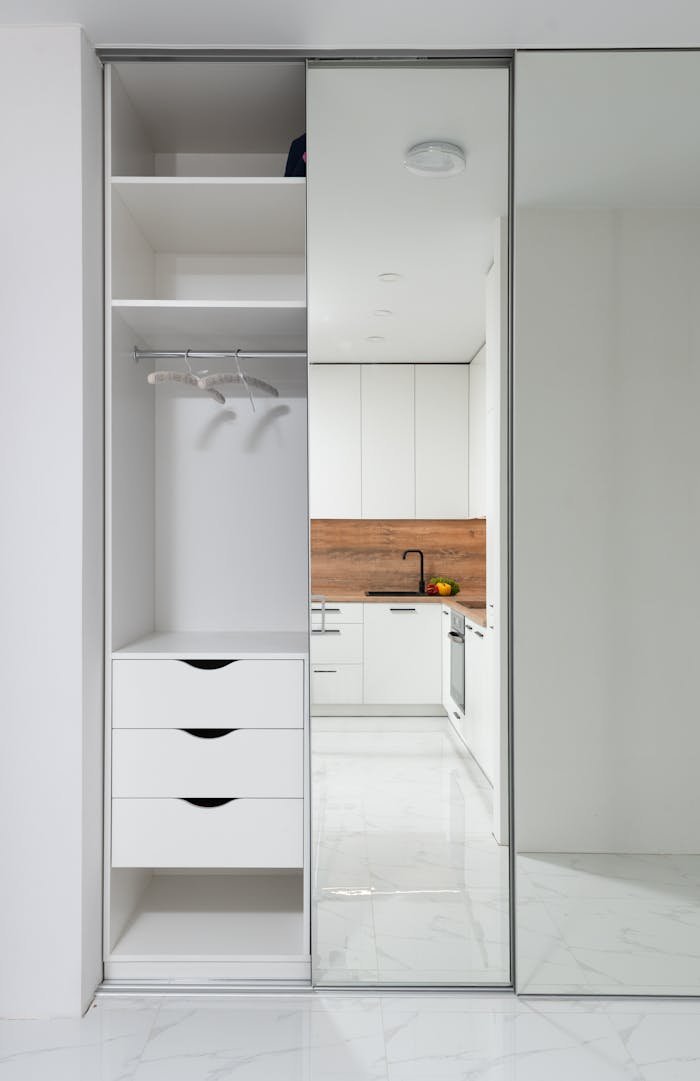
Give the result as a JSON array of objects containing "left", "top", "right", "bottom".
[
  {"left": 131, "top": 998, "right": 388, "bottom": 1080},
  {"left": 10, "top": 994, "right": 700, "bottom": 1081},
  {"left": 0, "top": 999, "right": 158, "bottom": 1081}
]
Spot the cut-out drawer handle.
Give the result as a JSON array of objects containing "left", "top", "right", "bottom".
[
  {"left": 181, "top": 797, "right": 237, "bottom": 808},
  {"left": 181, "top": 728, "right": 236, "bottom": 739},
  {"left": 179, "top": 659, "right": 238, "bottom": 671}
]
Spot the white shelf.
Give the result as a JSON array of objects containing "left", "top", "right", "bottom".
[
  {"left": 113, "top": 630, "right": 309, "bottom": 659},
  {"left": 112, "top": 300, "right": 306, "bottom": 352},
  {"left": 112, "top": 177, "right": 306, "bottom": 255},
  {"left": 110, "top": 872, "right": 305, "bottom": 960}
]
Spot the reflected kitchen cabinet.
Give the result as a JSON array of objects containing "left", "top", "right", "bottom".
[
  {"left": 308, "top": 364, "right": 362, "bottom": 518},
  {"left": 361, "top": 364, "right": 415, "bottom": 518},
  {"left": 309, "top": 363, "right": 472, "bottom": 519},
  {"left": 415, "top": 365, "right": 469, "bottom": 519}
]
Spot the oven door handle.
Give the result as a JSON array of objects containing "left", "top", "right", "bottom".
[{"left": 448, "top": 631, "right": 465, "bottom": 643}]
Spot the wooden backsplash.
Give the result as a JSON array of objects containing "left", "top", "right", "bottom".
[{"left": 311, "top": 519, "right": 486, "bottom": 602}]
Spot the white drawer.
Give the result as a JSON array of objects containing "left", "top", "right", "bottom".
[
  {"left": 311, "top": 602, "right": 363, "bottom": 626},
  {"left": 111, "top": 797, "right": 303, "bottom": 868},
  {"left": 310, "top": 623, "right": 362, "bottom": 664},
  {"left": 113, "top": 659, "right": 303, "bottom": 730},
  {"left": 311, "top": 664, "right": 363, "bottom": 705},
  {"left": 112, "top": 729, "right": 303, "bottom": 798}
]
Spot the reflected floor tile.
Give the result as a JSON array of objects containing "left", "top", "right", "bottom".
[
  {"left": 0, "top": 1000, "right": 158, "bottom": 1081},
  {"left": 518, "top": 854, "right": 700, "bottom": 905},
  {"left": 544, "top": 899, "right": 700, "bottom": 994},
  {"left": 373, "top": 892, "right": 509, "bottom": 983},
  {"left": 312, "top": 714, "right": 509, "bottom": 987},
  {"left": 314, "top": 897, "right": 378, "bottom": 977},
  {"left": 515, "top": 899, "right": 590, "bottom": 995}
]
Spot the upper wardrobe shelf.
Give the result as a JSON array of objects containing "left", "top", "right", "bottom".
[
  {"left": 109, "top": 61, "right": 305, "bottom": 178},
  {"left": 111, "top": 178, "right": 305, "bottom": 256}
]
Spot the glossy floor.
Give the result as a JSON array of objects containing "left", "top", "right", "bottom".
[
  {"left": 4, "top": 992, "right": 700, "bottom": 1080},
  {"left": 311, "top": 716, "right": 509, "bottom": 984}
]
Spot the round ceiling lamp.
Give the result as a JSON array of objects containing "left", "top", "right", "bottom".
[{"left": 403, "top": 140, "right": 466, "bottom": 177}]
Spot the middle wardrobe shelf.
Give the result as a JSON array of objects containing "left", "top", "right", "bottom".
[{"left": 112, "top": 300, "right": 307, "bottom": 353}]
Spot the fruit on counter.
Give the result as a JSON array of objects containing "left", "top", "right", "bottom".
[
  {"left": 429, "top": 576, "right": 461, "bottom": 596},
  {"left": 425, "top": 582, "right": 439, "bottom": 595}
]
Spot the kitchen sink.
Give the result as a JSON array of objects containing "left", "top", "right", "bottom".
[{"left": 365, "top": 590, "right": 423, "bottom": 596}]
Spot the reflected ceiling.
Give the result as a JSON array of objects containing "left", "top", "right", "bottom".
[{"left": 307, "top": 64, "right": 509, "bottom": 363}]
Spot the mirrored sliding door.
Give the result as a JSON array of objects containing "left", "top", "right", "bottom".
[
  {"left": 514, "top": 50, "right": 700, "bottom": 995},
  {"left": 307, "top": 60, "right": 511, "bottom": 985}
]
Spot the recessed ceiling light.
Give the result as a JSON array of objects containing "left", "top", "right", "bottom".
[
  {"left": 378, "top": 272, "right": 402, "bottom": 282},
  {"left": 373, "top": 309, "right": 392, "bottom": 317},
  {"left": 404, "top": 140, "right": 466, "bottom": 177},
  {"left": 366, "top": 336, "right": 385, "bottom": 343}
]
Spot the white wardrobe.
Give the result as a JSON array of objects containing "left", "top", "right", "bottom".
[{"left": 105, "top": 61, "right": 310, "bottom": 982}]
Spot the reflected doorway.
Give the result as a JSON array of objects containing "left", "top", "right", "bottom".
[{"left": 307, "top": 60, "right": 511, "bottom": 985}]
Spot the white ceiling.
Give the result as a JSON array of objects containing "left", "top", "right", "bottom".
[
  {"left": 307, "top": 64, "right": 508, "bottom": 364},
  {"left": 2, "top": 0, "right": 700, "bottom": 48}
]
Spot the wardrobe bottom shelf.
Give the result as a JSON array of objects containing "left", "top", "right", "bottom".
[{"left": 108, "top": 870, "right": 307, "bottom": 973}]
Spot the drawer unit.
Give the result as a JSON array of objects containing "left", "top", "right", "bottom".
[
  {"left": 311, "top": 602, "right": 363, "bottom": 627},
  {"left": 311, "top": 663, "right": 363, "bottom": 705},
  {"left": 112, "top": 729, "right": 303, "bottom": 798},
  {"left": 310, "top": 623, "right": 362, "bottom": 665},
  {"left": 111, "top": 797, "right": 303, "bottom": 868},
  {"left": 113, "top": 658, "right": 303, "bottom": 729}
]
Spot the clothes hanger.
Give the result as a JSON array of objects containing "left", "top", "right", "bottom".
[{"left": 146, "top": 350, "right": 225, "bottom": 404}]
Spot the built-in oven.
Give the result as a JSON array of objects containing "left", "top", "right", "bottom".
[{"left": 448, "top": 610, "right": 466, "bottom": 713}]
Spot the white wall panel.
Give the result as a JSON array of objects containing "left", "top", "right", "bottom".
[{"left": 0, "top": 26, "right": 103, "bottom": 1018}]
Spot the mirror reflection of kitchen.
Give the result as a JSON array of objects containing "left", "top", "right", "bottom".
[{"left": 307, "top": 61, "right": 510, "bottom": 985}]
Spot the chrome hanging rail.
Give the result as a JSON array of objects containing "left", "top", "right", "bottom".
[{"left": 133, "top": 348, "right": 307, "bottom": 362}]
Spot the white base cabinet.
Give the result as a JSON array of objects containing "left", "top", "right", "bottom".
[
  {"left": 363, "top": 604, "right": 442, "bottom": 705},
  {"left": 464, "top": 623, "right": 492, "bottom": 782}
]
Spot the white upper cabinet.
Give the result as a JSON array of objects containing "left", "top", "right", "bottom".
[
  {"left": 361, "top": 364, "right": 415, "bottom": 519},
  {"left": 308, "top": 365, "right": 362, "bottom": 518},
  {"left": 415, "top": 365, "right": 469, "bottom": 519},
  {"left": 310, "top": 363, "right": 471, "bottom": 520},
  {"left": 468, "top": 347, "right": 487, "bottom": 518}
]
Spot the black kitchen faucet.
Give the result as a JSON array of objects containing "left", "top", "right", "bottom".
[{"left": 402, "top": 549, "right": 425, "bottom": 594}]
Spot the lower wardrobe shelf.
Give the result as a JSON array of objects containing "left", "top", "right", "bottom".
[
  {"left": 109, "top": 871, "right": 305, "bottom": 962},
  {"left": 111, "top": 797, "right": 303, "bottom": 868}
]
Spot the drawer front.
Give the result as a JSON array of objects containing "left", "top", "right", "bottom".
[
  {"left": 112, "top": 729, "right": 303, "bottom": 798},
  {"left": 111, "top": 797, "right": 303, "bottom": 868},
  {"left": 311, "top": 602, "right": 363, "bottom": 626},
  {"left": 310, "top": 623, "right": 362, "bottom": 664},
  {"left": 113, "top": 659, "right": 303, "bottom": 730},
  {"left": 311, "top": 664, "right": 363, "bottom": 705}
]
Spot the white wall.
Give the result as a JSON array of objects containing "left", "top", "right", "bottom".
[
  {"left": 514, "top": 207, "right": 700, "bottom": 852},
  {"left": 0, "top": 27, "right": 103, "bottom": 1016}
]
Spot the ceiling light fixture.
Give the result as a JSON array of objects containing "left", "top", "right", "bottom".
[
  {"left": 366, "top": 336, "right": 385, "bottom": 343},
  {"left": 403, "top": 140, "right": 466, "bottom": 177},
  {"left": 378, "top": 272, "right": 402, "bottom": 282}
]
